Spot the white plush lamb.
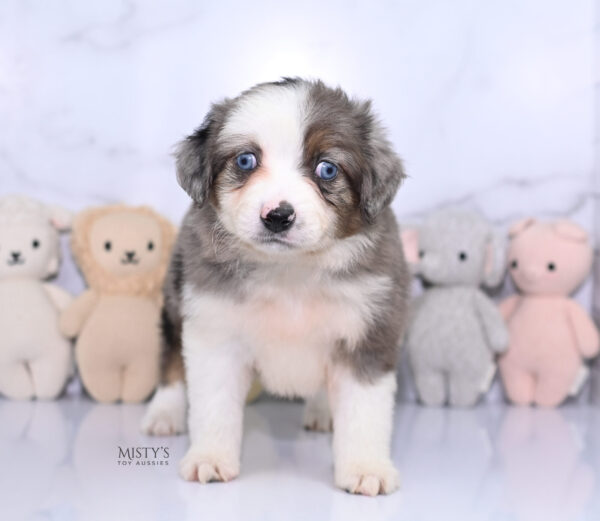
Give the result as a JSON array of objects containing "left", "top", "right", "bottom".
[{"left": 0, "top": 195, "right": 73, "bottom": 399}]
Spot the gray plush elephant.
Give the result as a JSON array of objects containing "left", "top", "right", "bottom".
[{"left": 401, "top": 209, "right": 509, "bottom": 407}]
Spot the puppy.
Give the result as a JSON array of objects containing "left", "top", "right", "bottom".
[{"left": 141, "top": 78, "right": 410, "bottom": 496}]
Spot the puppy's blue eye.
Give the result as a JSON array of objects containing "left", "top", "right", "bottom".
[
  {"left": 236, "top": 153, "right": 257, "bottom": 171},
  {"left": 315, "top": 161, "right": 338, "bottom": 180}
]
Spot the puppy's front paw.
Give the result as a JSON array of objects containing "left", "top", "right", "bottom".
[
  {"left": 179, "top": 447, "right": 239, "bottom": 484},
  {"left": 335, "top": 459, "right": 400, "bottom": 496}
]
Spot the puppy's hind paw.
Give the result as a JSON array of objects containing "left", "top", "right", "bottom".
[
  {"left": 141, "top": 407, "right": 186, "bottom": 436},
  {"left": 179, "top": 448, "right": 239, "bottom": 484},
  {"left": 140, "top": 383, "right": 187, "bottom": 436},
  {"left": 335, "top": 459, "right": 400, "bottom": 496},
  {"left": 303, "top": 391, "right": 333, "bottom": 432},
  {"left": 303, "top": 403, "right": 333, "bottom": 432}
]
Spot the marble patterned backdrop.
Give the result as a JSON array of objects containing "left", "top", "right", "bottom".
[{"left": 1, "top": 0, "right": 598, "bottom": 400}]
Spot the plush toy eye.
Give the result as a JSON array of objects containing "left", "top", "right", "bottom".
[
  {"left": 147, "top": 241, "right": 154, "bottom": 251},
  {"left": 418, "top": 250, "right": 425, "bottom": 259},
  {"left": 104, "top": 241, "right": 112, "bottom": 252},
  {"left": 315, "top": 161, "right": 338, "bottom": 180},
  {"left": 510, "top": 260, "right": 518, "bottom": 269},
  {"left": 32, "top": 239, "right": 40, "bottom": 249},
  {"left": 236, "top": 153, "right": 257, "bottom": 171},
  {"left": 458, "top": 251, "right": 468, "bottom": 261},
  {"left": 547, "top": 262, "right": 556, "bottom": 271}
]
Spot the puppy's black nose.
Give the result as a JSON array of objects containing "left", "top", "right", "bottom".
[
  {"left": 125, "top": 251, "right": 136, "bottom": 260},
  {"left": 261, "top": 201, "right": 296, "bottom": 233},
  {"left": 11, "top": 251, "right": 21, "bottom": 261}
]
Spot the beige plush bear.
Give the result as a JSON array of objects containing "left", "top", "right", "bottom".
[
  {"left": 0, "top": 195, "right": 73, "bottom": 399},
  {"left": 60, "top": 205, "right": 176, "bottom": 403}
]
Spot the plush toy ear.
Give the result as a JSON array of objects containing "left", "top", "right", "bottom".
[
  {"left": 400, "top": 228, "right": 420, "bottom": 265},
  {"left": 48, "top": 205, "right": 73, "bottom": 232},
  {"left": 483, "top": 231, "right": 506, "bottom": 288},
  {"left": 553, "top": 219, "right": 588, "bottom": 242},
  {"left": 508, "top": 217, "right": 536, "bottom": 238}
]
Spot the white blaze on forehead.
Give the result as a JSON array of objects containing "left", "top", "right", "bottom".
[{"left": 220, "top": 83, "right": 309, "bottom": 178}]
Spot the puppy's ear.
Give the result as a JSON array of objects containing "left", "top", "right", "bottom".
[
  {"left": 175, "top": 114, "right": 216, "bottom": 206},
  {"left": 176, "top": 102, "right": 230, "bottom": 206},
  {"left": 360, "top": 116, "right": 405, "bottom": 223}
]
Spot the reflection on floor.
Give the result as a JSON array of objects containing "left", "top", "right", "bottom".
[{"left": 1, "top": 396, "right": 599, "bottom": 521}]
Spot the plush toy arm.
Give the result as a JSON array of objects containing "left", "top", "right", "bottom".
[
  {"left": 43, "top": 283, "right": 73, "bottom": 311},
  {"left": 59, "top": 290, "right": 98, "bottom": 339},
  {"left": 474, "top": 291, "right": 509, "bottom": 353},
  {"left": 565, "top": 300, "right": 600, "bottom": 359},
  {"left": 499, "top": 295, "right": 520, "bottom": 321}
]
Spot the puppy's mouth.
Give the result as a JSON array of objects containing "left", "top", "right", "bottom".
[
  {"left": 120, "top": 257, "right": 140, "bottom": 265},
  {"left": 254, "top": 234, "right": 297, "bottom": 249},
  {"left": 7, "top": 258, "right": 25, "bottom": 266}
]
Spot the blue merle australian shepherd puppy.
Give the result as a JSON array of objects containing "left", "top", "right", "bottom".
[{"left": 142, "top": 78, "right": 410, "bottom": 496}]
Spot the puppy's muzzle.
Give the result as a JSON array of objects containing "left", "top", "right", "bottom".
[{"left": 261, "top": 201, "right": 296, "bottom": 233}]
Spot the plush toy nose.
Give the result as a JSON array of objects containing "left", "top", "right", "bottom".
[
  {"left": 260, "top": 201, "right": 296, "bottom": 233},
  {"left": 125, "top": 251, "right": 136, "bottom": 260},
  {"left": 11, "top": 251, "right": 21, "bottom": 261}
]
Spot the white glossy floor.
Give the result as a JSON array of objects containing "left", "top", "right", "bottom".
[{"left": 2, "top": 396, "right": 600, "bottom": 521}]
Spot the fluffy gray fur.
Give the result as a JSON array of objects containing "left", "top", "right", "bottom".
[{"left": 403, "top": 209, "right": 509, "bottom": 407}]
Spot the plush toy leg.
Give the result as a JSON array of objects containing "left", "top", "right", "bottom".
[
  {"left": 28, "top": 341, "right": 71, "bottom": 399},
  {"left": 534, "top": 371, "right": 573, "bottom": 407},
  {"left": 80, "top": 367, "right": 121, "bottom": 403},
  {"left": 414, "top": 371, "right": 446, "bottom": 406},
  {"left": 499, "top": 364, "right": 535, "bottom": 405},
  {"left": 0, "top": 362, "right": 34, "bottom": 400},
  {"left": 245, "top": 378, "right": 262, "bottom": 403},
  {"left": 448, "top": 372, "right": 482, "bottom": 407},
  {"left": 121, "top": 358, "right": 159, "bottom": 403}
]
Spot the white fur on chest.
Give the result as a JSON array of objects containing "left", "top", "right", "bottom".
[{"left": 182, "top": 270, "right": 391, "bottom": 398}]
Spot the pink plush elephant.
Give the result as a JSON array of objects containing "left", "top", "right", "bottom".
[{"left": 499, "top": 218, "right": 599, "bottom": 407}]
